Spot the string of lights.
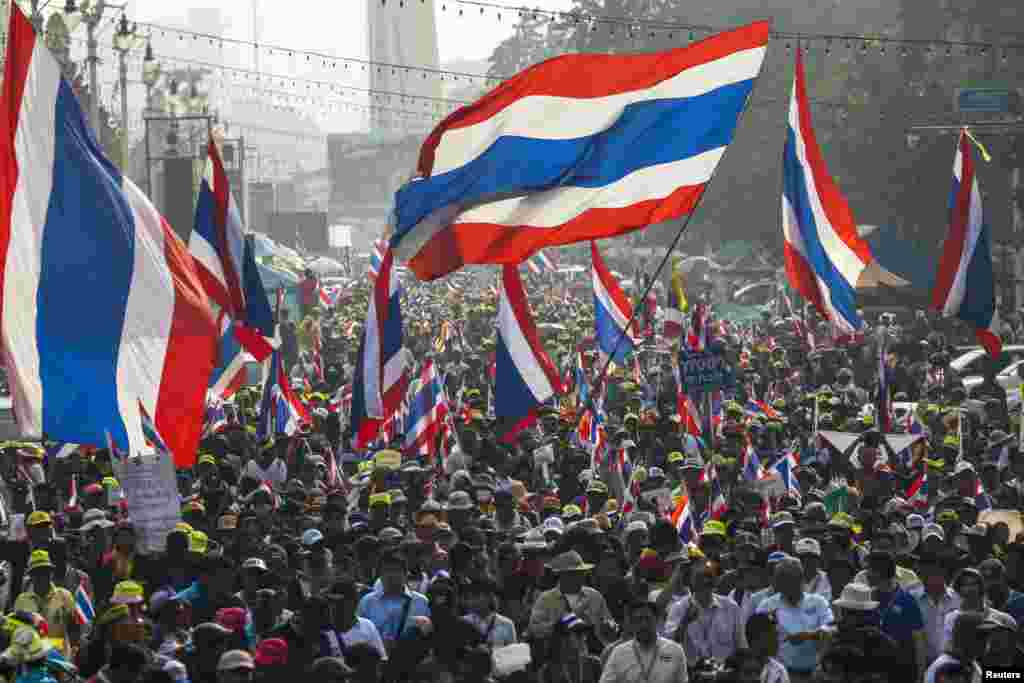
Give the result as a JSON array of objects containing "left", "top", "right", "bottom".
[
  {"left": 130, "top": 4, "right": 1024, "bottom": 86},
  {"left": 65, "top": 35, "right": 475, "bottom": 109}
]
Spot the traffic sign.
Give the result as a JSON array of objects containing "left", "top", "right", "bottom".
[{"left": 957, "top": 86, "right": 1020, "bottom": 114}]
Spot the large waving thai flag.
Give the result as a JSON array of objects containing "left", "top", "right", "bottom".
[
  {"left": 930, "top": 131, "right": 1001, "bottom": 356},
  {"left": 257, "top": 348, "right": 310, "bottom": 440},
  {"left": 0, "top": 7, "right": 217, "bottom": 468},
  {"left": 671, "top": 495, "right": 696, "bottom": 545},
  {"left": 592, "top": 242, "right": 635, "bottom": 365},
  {"left": 191, "top": 139, "right": 246, "bottom": 318},
  {"left": 350, "top": 244, "right": 410, "bottom": 448},
  {"left": 404, "top": 360, "right": 449, "bottom": 458},
  {"left": 392, "top": 22, "right": 770, "bottom": 280},
  {"left": 208, "top": 311, "right": 255, "bottom": 401},
  {"left": 495, "top": 264, "right": 562, "bottom": 441},
  {"left": 782, "top": 49, "right": 874, "bottom": 335}
]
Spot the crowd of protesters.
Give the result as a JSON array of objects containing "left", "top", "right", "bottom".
[{"left": 0, "top": 266, "right": 1022, "bottom": 683}]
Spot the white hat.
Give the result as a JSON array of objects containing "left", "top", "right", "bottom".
[
  {"left": 905, "top": 514, "right": 926, "bottom": 530},
  {"left": 954, "top": 460, "right": 976, "bottom": 476},
  {"left": 832, "top": 583, "right": 879, "bottom": 611},
  {"left": 542, "top": 517, "right": 565, "bottom": 536},
  {"left": 625, "top": 520, "right": 649, "bottom": 536},
  {"left": 922, "top": 523, "right": 945, "bottom": 543},
  {"left": 795, "top": 538, "right": 821, "bottom": 557}
]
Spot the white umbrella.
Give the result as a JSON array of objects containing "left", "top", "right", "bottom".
[{"left": 307, "top": 256, "right": 345, "bottom": 275}]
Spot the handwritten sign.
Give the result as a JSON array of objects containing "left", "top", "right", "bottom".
[
  {"left": 115, "top": 455, "right": 181, "bottom": 554},
  {"left": 679, "top": 350, "right": 734, "bottom": 392}
]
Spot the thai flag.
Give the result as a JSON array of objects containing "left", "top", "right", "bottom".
[
  {"left": 0, "top": 7, "right": 218, "bottom": 469},
  {"left": 350, "top": 244, "right": 410, "bottom": 448},
  {"left": 686, "top": 303, "right": 708, "bottom": 352},
  {"left": 741, "top": 439, "right": 764, "bottom": 482},
  {"left": 257, "top": 348, "right": 311, "bottom": 440},
  {"left": 707, "top": 463, "right": 728, "bottom": 519},
  {"left": 231, "top": 236, "right": 276, "bottom": 362},
  {"left": 208, "top": 311, "right": 255, "bottom": 401},
  {"left": 930, "top": 130, "right": 1001, "bottom": 357},
  {"left": 745, "top": 400, "right": 782, "bottom": 421},
  {"left": 592, "top": 242, "right": 635, "bottom": 365},
  {"left": 770, "top": 451, "right": 801, "bottom": 501},
  {"left": 319, "top": 284, "right": 343, "bottom": 309},
  {"left": 191, "top": 139, "right": 247, "bottom": 319},
  {"left": 404, "top": 361, "right": 449, "bottom": 458},
  {"left": 710, "top": 390, "right": 723, "bottom": 433},
  {"left": 368, "top": 239, "right": 387, "bottom": 280},
  {"left": 494, "top": 264, "right": 562, "bottom": 442},
  {"left": 526, "top": 250, "right": 556, "bottom": 275},
  {"left": 671, "top": 495, "right": 696, "bottom": 545},
  {"left": 73, "top": 581, "right": 94, "bottom": 626},
  {"left": 139, "top": 404, "right": 172, "bottom": 457},
  {"left": 907, "top": 470, "right": 928, "bottom": 508},
  {"left": 392, "top": 22, "right": 770, "bottom": 280},
  {"left": 975, "top": 480, "right": 993, "bottom": 511},
  {"left": 67, "top": 474, "right": 78, "bottom": 509},
  {"left": 575, "top": 352, "right": 589, "bottom": 408},
  {"left": 782, "top": 49, "right": 874, "bottom": 335}
]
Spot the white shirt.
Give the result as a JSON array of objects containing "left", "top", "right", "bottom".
[
  {"left": 761, "top": 657, "right": 789, "bottom": 683},
  {"left": 335, "top": 616, "right": 388, "bottom": 661},
  {"left": 917, "top": 587, "right": 961, "bottom": 664},
  {"left": 924, "top": 653, "right": 982, "bottom": 683},
  {"left": 599, "top": 637, "right": 688, "bottom": 683},
  {"left": 243, "top": 458, "right": 288, "bottom": 485},
  {"left": 802, "top": 571, "right": 832, "bottom": 603},
  {"left": 662, "top": 594, "right": 746, "bottom": 661}
]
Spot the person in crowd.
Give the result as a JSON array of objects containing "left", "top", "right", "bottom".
[
  {"left": 661, "top": 558, "right": 746, "bottom": 661},
  {"left": 599, "top": 598, "right": 687, "bottom": 683},
  {"left": 754, "top": 557, "right": 833, "bottom": 681}
]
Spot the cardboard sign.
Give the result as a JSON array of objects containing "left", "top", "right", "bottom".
[{"left": 115, "top": 455, "right": 181, "bottom": 554}]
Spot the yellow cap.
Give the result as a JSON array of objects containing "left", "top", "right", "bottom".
[
  {"left": 374, "top": 450, "right": 401, "bottom": 471},
  {"left": 369, "top": 493, "right": 391, "bottom": 507},
  {"left": 26, "top": 511, "right": 52, "bottom": 527},
  {"left": 174, "top": 522, "right": 194, "bottom": 535},
  {"left": 702, "top": 520, "right": 727, "bottom": 536},
  {"left": 197, "top": 454, "right": 217, "bottom": 467},
  {"left": 188, "top": 530, "right": 208, "bottom": 555},
  {"left": 111, "top": 580, "right": 145, "bottom": 605},
  {"left": 667, "top": 451, "right": 685, "bottom": 464},
  {"left": 562, "top": 504, "right": 582, "bottom": 518},
  {"left": 687, "top": 544, "right": 706, "bottom": 560},
  {"left": 101, "top": 476, "right": 119, "bottom": 489},
  {"left": 27, "top": 550, "right": 54, "bottom": 573}
]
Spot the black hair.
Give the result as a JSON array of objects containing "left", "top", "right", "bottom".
[
  {"left": 953, "top": 567, "right": 985, "bottom": 594},
  {"left": 745, "top": 613, "right": 776, "bottom": 645},
  {"left": 108, "top": 642, "right": 150, "bottom": 675}
]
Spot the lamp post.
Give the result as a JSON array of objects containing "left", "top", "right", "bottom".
[
  {"left": 112, "top": 13, "right": 144, "bottom": 171},
  {"left": 141, "top": 40, "right": 161, "bottom": 114}
]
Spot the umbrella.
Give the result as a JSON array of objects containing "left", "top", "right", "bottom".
[{"left": 307, "top": 256, "right": 345, "bottom": 275}]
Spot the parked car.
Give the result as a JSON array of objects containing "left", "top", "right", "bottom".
[{"left": 963, "top": 359, "right": 1024, "bottom": 409}]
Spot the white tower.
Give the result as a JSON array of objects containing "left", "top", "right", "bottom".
[{"left": 367, "top": 0, "right": 442, "bottom": 136}]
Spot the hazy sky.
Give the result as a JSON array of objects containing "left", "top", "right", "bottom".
[{"left": 125, "top": 0, "right": 573, "bottom": 66}]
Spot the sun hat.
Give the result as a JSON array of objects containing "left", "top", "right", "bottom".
[
  {"left": 242, "top": 557, "right": 268, "bottom": 572},
  {"left": 445, "top": 491, "right": 474, "bottom": 511},
  {"left": 832, "top": 583, "right": 879, "bottom": 611},
  {"left": 111, "top": 581, "right": 145, "bottom": 605},
  {"left": 770, "top": 511, "right": 796, "bottom": 529},
  {"left": 625, "top": 520, "right": 649, "bottom": 536},
  {"left": 2, "top": 626, "right": 50, "bottom": 663},
  {"left": 26, "top": 550, "right": 54, "bottom": 574},
  {"left": 795, "top": 538, "right": 822, "bottom": 557},
  {"left": 217, "top": 649, "right": 255, "bottom": 672},
  {"left": 546, "top": 550, "right": 594, "bottom": 573}
]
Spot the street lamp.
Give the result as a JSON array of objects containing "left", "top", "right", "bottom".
[
  {"left": 70, "top": 0, "right": 116, "bottom": 133},
  {"left": 112, "top": 13, "right": 145, "bottom": 171},
  {"left": 187, "top": 78, "right": 208, "bottom": 114},
  {"left": 141, "top": 40, "right": 161, "bottom": 115}
]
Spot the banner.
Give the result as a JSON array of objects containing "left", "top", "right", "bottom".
[{"left": 115, "top": 455, "right": 181, "bottom": 554}]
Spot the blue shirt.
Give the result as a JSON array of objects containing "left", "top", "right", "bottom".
[
  {"left": 755, "top": 592, "right": 833, "bottom": 674},
  {"left": 174, "top": 581, "right": 208, "bottom": 616},
  {"left": 875, "top": 587, "right": 924, "bottom": 643},
  {"left": 356, "top": 587, "right": 430, "bottom": 641},
  {"left": 1005, "top": 591, "right": 1024, "bottom": 624}
]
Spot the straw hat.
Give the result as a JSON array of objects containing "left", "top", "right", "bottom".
[{"left": 832, "top": 583, "right": 879, "bottom": 611}]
